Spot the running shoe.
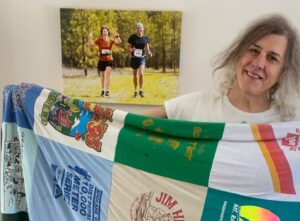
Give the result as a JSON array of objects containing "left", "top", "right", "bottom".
[
  {"left": 133, "top": 91, "right": 138, "bottom": 98},
  {"left": 139, "top": 91, "right": 144, "bottom": 97},
  {"left": 103, "top": 91, "right": 110, "bottom": 98}
]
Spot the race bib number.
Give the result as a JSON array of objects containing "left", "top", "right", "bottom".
[
  {"left": 134, "top": 49, "right": 143, "bottom": 57},
  {"left": 101, "top": 49, "right": 110, "bottom": 55}
]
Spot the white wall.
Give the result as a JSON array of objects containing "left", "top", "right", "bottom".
[
  {"left": 1, "top": 0, "right": 300, "bottom": 119},
  {"left": 0, "top": 0, "right": 300, "bottom": 219}
]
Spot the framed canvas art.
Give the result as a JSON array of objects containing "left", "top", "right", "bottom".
[{"left": 60, "top": 8, "right": 182, "bottom": 105}]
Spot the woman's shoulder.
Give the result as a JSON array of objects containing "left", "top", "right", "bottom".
[
  {"left": 164, "top": 91, "right": 223, "bottom": 121},
  {"left": 165, "top": 91, "right": 222, "bottom": 110},
  {"left": 175, "top": 91, "right": 221, "bottom": 102},
  {"left": 95, "top": 38, "right": 101, "bottom": 43},
  {"left": 96, "top": 37, "right": 106, "bottom": 43}
]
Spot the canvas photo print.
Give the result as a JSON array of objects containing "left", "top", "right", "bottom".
[{"left": 60, "top": 8, "right": 182, "bottom": 105}]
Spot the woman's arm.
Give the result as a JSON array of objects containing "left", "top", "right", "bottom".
[
  {"left": 141, "top": 106, "right": 167, "bottom": 118},
  {"left": 114, "top": 35, "right": 122, "bottom": 44},
  {"left": 87, "top": 32, "right": 95, "bottom": 47}
]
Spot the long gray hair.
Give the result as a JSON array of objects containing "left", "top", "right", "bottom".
[{"left": 213, "top": 14, "right": 300, "bottom": 121}]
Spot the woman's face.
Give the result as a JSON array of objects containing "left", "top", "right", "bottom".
[
  {"left": 235, "top": 34, "right": 288, "bottom": 97},
  {"left": 101, "top": 28, "right": 109, "bottom": 36}
]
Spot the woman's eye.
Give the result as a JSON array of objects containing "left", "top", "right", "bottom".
[
  {"left": 268, "top": 55, "right": 279, "bottom": 63},
  {"left": 249, "top": 48, "right": 259, "bottom": 55}
]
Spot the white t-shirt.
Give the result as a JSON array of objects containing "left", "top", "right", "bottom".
[{"left": 165, "top": 91, "right": 291, "bottom": 123}]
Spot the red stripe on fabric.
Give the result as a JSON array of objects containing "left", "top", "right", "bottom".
[{"left": 257, "top": 124, "right": 296, "bottom": 194}]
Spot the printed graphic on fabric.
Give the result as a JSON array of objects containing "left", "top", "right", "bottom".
[
  {"left": 239, "top": 205, "right": 280, "bottom": 221},
  {"left": 40, "top": 91, "right": 114, "bottom": 152},
  {"left": 3, "top": 136, "right": 27, "bottom": 212},
  {"left": 130, "top": 191, "right": 185, "bottom": 221},
  {"left": 141, "top": 118, "right": 204, "bottom": 138},
  {"left": 281, "top": 128, "right": 300, "bottom": 151},
  {"left": 201, "top": 188, "right": 294, "bottom": 220},
  {"left": 251, "top": 124, "right": 296, "bottom": 194},
  {"left": 116, "top": 114, "right": 221, "bottom": 186},
  {"left": 12, "top": 83, "right": 33, "bottom": 112},
  {"left": 141, "top": 118, "right": 206, "bottom": 162},
  {"left": 51, "top": 164, "right": 103, "bottom": 221}
]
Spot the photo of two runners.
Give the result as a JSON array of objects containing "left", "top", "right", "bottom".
[{"left": 60, "top": 8, "right": 182, "bottom": 105}]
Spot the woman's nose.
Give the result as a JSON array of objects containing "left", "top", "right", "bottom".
[{"left": 251, "top": 54, "right": 266, "bottom": 70}]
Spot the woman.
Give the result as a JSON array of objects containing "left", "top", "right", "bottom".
[
  {"left": 143, "top": 14, "right": 300, "bottom": 123},
  {"left": 127, "top": 22, "right": 152, "bottom": 98},
  {"left": 89, "top": 26, "right": 122, "bottom": 97}
]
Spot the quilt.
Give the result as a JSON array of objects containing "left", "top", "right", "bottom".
[{"left": 1, "top": 83, "right": 300, "bottom": 221}]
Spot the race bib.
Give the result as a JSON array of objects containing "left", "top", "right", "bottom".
[
  {"left": 134, "top": 49, "right": 143, "bottom": 57},
  {"left": 101, "top": 49, "right": 110, "bottom": 55}
]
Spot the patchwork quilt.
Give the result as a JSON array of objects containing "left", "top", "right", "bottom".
[{"left": 1, "top": 83, "right": 300, "bottom": 221}]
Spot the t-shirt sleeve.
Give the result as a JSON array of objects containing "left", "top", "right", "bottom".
[
  {"left": 110, "top": 39, "right": 115, "bottom": 47},
  {"left": 164, "top": 97, "right": 183, "bottom": 120},
  {"left": 127, "top": 35, "right": 133, "bottom": 44},
  {"left": 164, "top": 92, "right": 203, "bottom": 120},
  {"left": 95, "top": 38, "right": 100, "bottom": 45}
]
